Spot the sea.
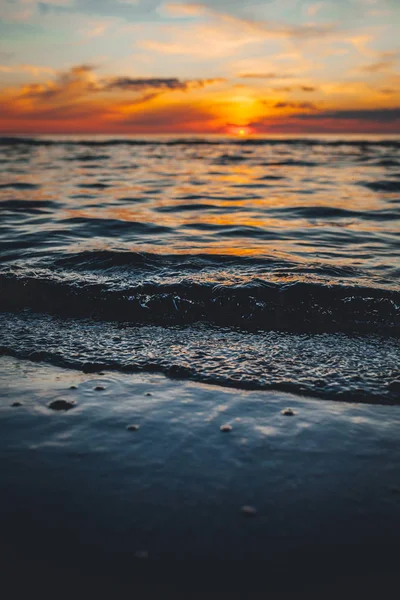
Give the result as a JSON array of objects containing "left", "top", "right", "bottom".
[{"left": 1, "top": 134, "right": 399, "bottom": 405}]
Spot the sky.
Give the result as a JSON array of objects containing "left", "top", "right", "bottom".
[{"left": 0, "top": 0, "right": 399, "bottom": 134}]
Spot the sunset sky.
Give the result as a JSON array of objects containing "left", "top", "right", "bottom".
[{"left": 0, "top": 0, "right": 399, "bottom": 134}]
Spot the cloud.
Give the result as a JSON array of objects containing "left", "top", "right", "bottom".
[
  {"left": 103, "top": 75, "right": 224, "bottom": 92},
  {"left": 39, "top": 0, "right": 74, "bottom": 5},
  {"left": 0, "top": 64, "right": 56, "bottom": 75},
  {"left": 104, "top": 77, "right": 189, "bottom": 91},
  {"left": 272, "top": 86, "right": 293, "bottom": 92},
  {"left": 0, "top": 63, "right": 227, "bottom": 133},
  {"left": 361, "top": 60, "right": 395, "bottom": 73},
  {"left": 238, "top": 72, "right": 293, "bottom": 80},
  {"left": 223, "top": 13, "right": 338, "bottom": 41},
  {"left": 0, "top": 0, "right": 75, "bottom": 21},
  {"left": 138, "top": 22, "right": 263, "bottom": 57},
  {"left": 161, "top": 3, "right": 206, "bottom": 17},
  {"left": 16, "top": 64, "right": 99, "bottom": 101},
  {"left": 359, "top": 51, "right": 400, "bottom": 73},
  {"left": 248, "top": 106, "right": 400, "bottom": 134},
  {"left": 254, "top": 84, "right": 318, "bottom": 94},
  {"left": 36, "top": 0, "right": 161, "bottom": 19},
  {"left": 86, "top": 23, "right": 109, "bottom": 37},
  {"left": 121, "top": 101, "right": 217, "bottom": 129},
  {"left": 32, "top": 0, "right": 337, "bottom": 35},
  {"left": 10, "top": 65, "right": 222, "bottom": 104},
  {"left": 295, "top": 107, "right": 400, "bottom": 122},
  {"left": 136, "top": 2, "right": 340, "bottom": 61},
  {"left": 126, "top": 92, "right": 162, "bottom": 105},
  {"left": 274, "top": 101, "right": 317, "bottom": 110},
  {"left": 306, "top": 2, "right": 325, "bottom": 17},
  {"left": 348, "top": 35, "right": 376, "bottom": 57},
  {"left": 0, "top": 51, "right": 14, "bottom": 61},
  {"left": 237, "top": 76, "right": 317, "bottom": 94}
]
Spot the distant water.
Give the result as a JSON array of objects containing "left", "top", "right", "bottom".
[{"left": 1, "top": 135, "right": 399, "bottom": 403}]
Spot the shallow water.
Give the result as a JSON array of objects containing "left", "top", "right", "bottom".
[
  {"left": 1, "top": 355, "right": 400, "bottom": 570},
  {"left": 1, "top": 135, "right": 399, "bottom": 402}
]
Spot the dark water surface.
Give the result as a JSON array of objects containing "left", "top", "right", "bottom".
[{"left": 1, "top": 135, "right": 399, "bottom": 403}]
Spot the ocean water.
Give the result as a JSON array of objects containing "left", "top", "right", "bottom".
[{"left": 0, "top": 135, "right": 399, "bottom": 404}]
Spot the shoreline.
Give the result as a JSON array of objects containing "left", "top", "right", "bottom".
[{"left": 1, "top": 355, "right": 400, "bottom": 590}]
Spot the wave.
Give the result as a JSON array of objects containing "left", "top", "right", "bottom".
[
  {"left": 361, "top": 180, "right": 400, "bottom": 192},
  {"left": 269, "top": 205, "right": 400, "bottom": 220},
  {"left": 1, "top": 136, "right": 400, "bottom": 148},
  {"left": 0, "top": 313, "right": 399, "bottom": 405},
  {"left": 0, "top": 199, "right": 56, "bottom": 213},
  {"left": 37, "top": 248, "right": 375, "bottom": 277},
  {"left": 1, "top": 270, "right": 398, "bottom": 334},
  {"left": 0, "top": 182, "right": 40, "bottom": 190}
]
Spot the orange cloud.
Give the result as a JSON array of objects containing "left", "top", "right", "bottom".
[
  {"left": 358, "top": 51, "right": 400, "bottom": 74},
  {"left": 250, "top": 106, "right": 400, "bottom": 135},
  {"left": 238, "top": 73, "right": 293, "bottom": 80},
  {"left": 0, "top": 64, "right": 224, "bottom": 133},
  {"left": 161, "top": 3, "right": 206, "bottom": 17},
  {"left": 0, "top": 64, "right": 56, "bottom": 75},
  {"left": 306, "top": 2, "right": 325, "bottom": 17}
]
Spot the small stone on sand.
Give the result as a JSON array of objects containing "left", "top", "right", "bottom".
[
  {"left": 241, "top": 505, "right": 257, "bottom": 517},
  {"left": 220, "top": 424, "right": 232, "bottom": 432},
  {"left": 127, "top": 424, "right": 140, "bottom": 431},
  {"left": 11, "top": 402, "right": 23, "bottom": 407},
  {"left": 48, "top": 399, "right": 75, "bottom": 411},
  {"left": 94, "top": 385, "right": 105, "bottom": 391},
  {"left": 282, "top": 408, "right": 295, "bottom": 416}
]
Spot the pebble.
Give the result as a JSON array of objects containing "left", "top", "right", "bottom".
[
  {"left": 281, "top": 408, "right": 295, "bottom": 416},
  {"left": 220, "top": 424, "right": 232, "bottom": 432},
  {"left": 241, "top": 505, "right": 257, "bottom": 517},
  {"left": 11, "top": 402, "right": 23, "bottom": 407},
  {"left": 94, "top": 385, "right": 105, "bottom": 391},
  {"left": 127, "top": 424, "right": 140, "bottom": 432},
  {"left": 48, "top": 399, "right": 76, "bottom": 411}
]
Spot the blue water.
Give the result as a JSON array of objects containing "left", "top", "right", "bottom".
[{"left": 0, "top": 135, "right": 399, "bottom": 403}]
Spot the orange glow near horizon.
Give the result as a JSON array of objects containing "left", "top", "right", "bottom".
[
  {"left": 226, "top": 125, "right": 254, "bottom": 137},
  {"left": 0, "top": 62, "right": 398, "bottom": 135},
  {"left": 0, "top": 72, "right": 397, "bottom": 135}
]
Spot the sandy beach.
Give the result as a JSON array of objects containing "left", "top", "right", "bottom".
[{"left": 1, "top": 354, "right": 399, "bottom": 594}]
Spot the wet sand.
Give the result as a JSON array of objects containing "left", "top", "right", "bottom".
[{"left": 1, "top": 355, "right": 399, "bottom": 594}]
